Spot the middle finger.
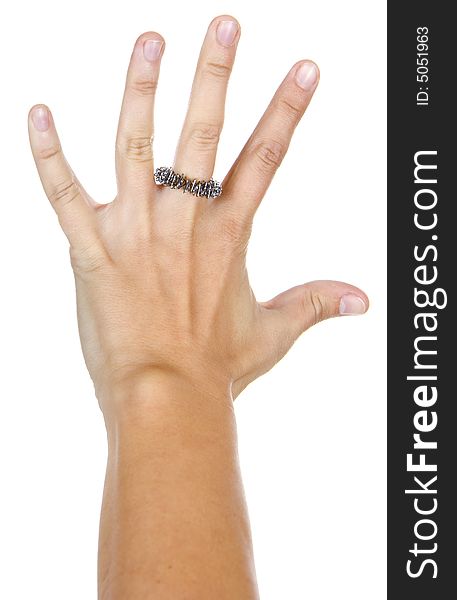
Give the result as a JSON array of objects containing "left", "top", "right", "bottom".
[{"left": 172, "top": 15, "right": 240, "bottom": 184}]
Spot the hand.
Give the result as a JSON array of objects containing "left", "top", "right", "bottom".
[{"left": 28, "top": 15, "right": 368, "bottom": 413}]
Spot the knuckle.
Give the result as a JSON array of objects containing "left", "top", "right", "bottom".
[
  {"left": 49, "top": 178, "right": 80, "bottom": 208},
  {"left": 277, "top": 96, "right": 303, "bottom": 121},
  {"left": 304, "top": 289, "right": 328, "bottom": 326},
  {"left": 219, "top": 214, "right": 250, "bottom": 245},
  {"left": 252, "top": 138, "right": 286, "bottom": 174},
  {"left": 187, "top": 122, "right": 221, "bottom": 151},
  {"left": 69, "top": 243, "right": 108, "bottom": 276},
  {"left": 130, "top": 77, "right": 158, "bottom": 97},
  {"left": 37, "top": 144, "right": 61, "bottom": 162},
  {"left": 201, "top": 60, "right": 232, "bottom": 80},
  {"left": 117, "top": 136, "right": 152, "bottom": 163}
]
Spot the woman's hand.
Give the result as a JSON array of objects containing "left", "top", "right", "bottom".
[
  {"left": 28, "top": 15, "right": 368, "bottom": 414},
  {"left": 28, "top": 16, "right": 370, "bottom": 597}
]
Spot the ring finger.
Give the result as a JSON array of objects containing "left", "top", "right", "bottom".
[{"left": 115, "top": 32, "right": 165, "bottom": 204}]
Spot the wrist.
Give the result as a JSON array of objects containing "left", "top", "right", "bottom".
[{"left": 97, "top": 368, "right": 235, "bottom": 437}]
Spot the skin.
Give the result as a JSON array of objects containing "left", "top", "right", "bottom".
[{"left": 28, "top": 15, "right": 368, "bottom": 600}]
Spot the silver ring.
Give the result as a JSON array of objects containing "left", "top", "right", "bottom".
[{"left": 154, "top": 166, "right": 222, "bottom": 199}]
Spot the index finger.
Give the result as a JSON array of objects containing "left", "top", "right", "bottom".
[{"left": 219, "top": 60, "right": 319, "bottom": 221}]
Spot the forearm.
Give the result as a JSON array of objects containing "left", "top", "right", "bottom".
[{"left": 98, "top": 376, "right": 259, "bottom": 599}]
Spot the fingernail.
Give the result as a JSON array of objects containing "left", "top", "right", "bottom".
[
  {"left": 31, "top": 106, "right": 50, "bottom": 132},
  {"left": 143, "top": 39, "right": 163, "bottom": 62},
  {"left": 339, "top": 294, "right": 367, "bottom": 316},
  {"left": 295, "top": 62, "right": 318, "bottom": 91},
  {"left": 216, "top": 20, "right": 239, "bottom": 47}
]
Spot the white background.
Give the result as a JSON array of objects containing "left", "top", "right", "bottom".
[{"left": 0, "top": 1, "right": 386, "bottom": 598}]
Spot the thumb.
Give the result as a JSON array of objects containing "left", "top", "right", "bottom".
[{"left": 263, "top": 280, "right": 369, "bottom": 341}]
